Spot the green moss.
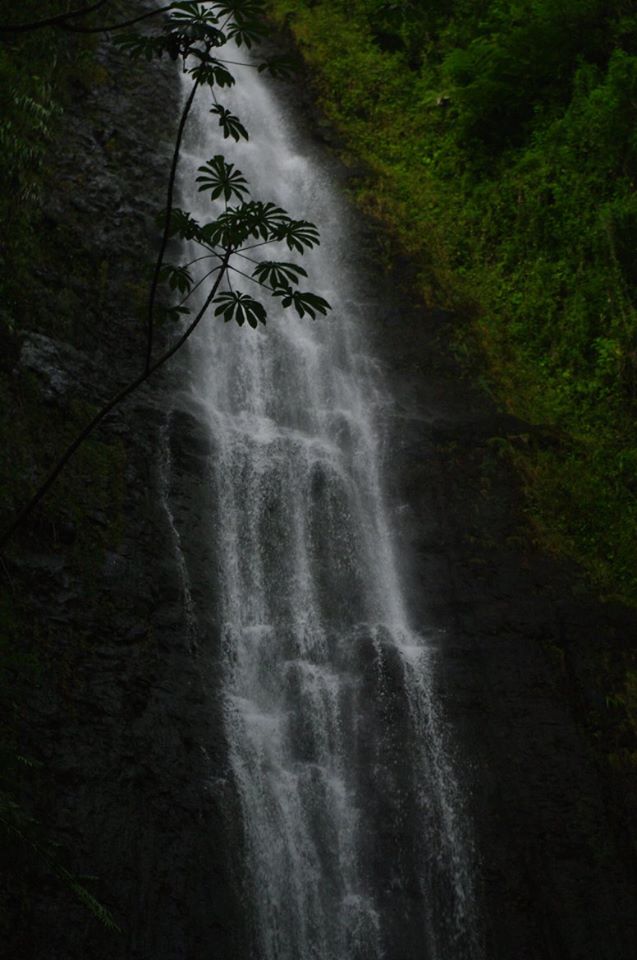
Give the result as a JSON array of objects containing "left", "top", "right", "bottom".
[{"left": 0, "top": 0, "right": 102, "bottom": 341}]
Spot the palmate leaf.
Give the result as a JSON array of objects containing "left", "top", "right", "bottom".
[
  {"left": 214, "top": 291, "right": 267, "bottom": 329},
  {"left": 226, "top": 19, "right": 266, "bottom": 48},
  {"left": 117, "top": 6, "right": 228, "bottom": 65},
  {"left": 200, "top": 202, "right": 286, "bottom": 248},
  {"left": 242, "top": 201, "right": 288, "bottom": 239},
  {"left": 158, "top": 263, "right": 193, "bottom": 294},
  {"left": 210, "top": 104, "right": 248, "bottom": 142},
  {"left": 275, "top": 289, "right": 331, "bottom": 320},
  {"left": 165, "top": 0, "right": 225, "bottom": 46},
  {"left": 232, "top": 201, "right": 287, "bottom": 240},
  {"left": 162, "top": 207, "right": 202, "bottom": 241},
  {"left": 197, "top": 155, "right": 249, "bottom": 202},
  {"left": 200, "top": 206, "right": 262, "bottom": 248},
  {"left": 252, "top": 260, "right": 307, "bottom": 290},
  {"left": 168, "top": 2, "right": 221, "bottom": 26},
  {"left": 271, "top": 219, "right": 321, "bottom": 253},
  {"left": 168, "top": 21, "right": 226, "bottom": 48},
  {"left": 190, "top": 60, "right": 235, "bottom": 88},
  {"left": 200, "top": 211, "right": 247, "bottom": 248},
  {"left": 166, "top": 2, "right": 226, "bottom": 50}
]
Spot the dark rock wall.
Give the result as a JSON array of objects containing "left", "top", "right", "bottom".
[
  {"left": 282, "top": 60, "right": 637, "bottom": 960},
  {"left": 3, "top": 21, "right": 246, "bottom": 960},
  {"left": 376, "top": 286, "right": 637, "bottom": 958}
]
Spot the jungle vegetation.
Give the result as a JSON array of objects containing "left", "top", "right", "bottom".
[{"left": 267, "top": 0, "right": 637, "bottom": 606}]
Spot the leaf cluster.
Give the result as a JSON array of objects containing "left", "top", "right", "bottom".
[
  {"left": 160, "top": 162, "right": 329, "bottom": 326},
  {"left": 113, "top": 1, "right": 293, "bottom": 78},
  {"left": 112, "top": 2, "right": 330, "bottom": 332},
  {"left": 112, "top": 3, "right": 331, "bottom": 332}
]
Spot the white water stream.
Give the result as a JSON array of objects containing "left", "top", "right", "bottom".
[{"left": 176, "top": 58, "right": 482, "bottom": 960}]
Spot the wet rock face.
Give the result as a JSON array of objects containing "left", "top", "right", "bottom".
[
  {"left": 6, "top": 19, "right": 247, "bottom": 960},
  {"left": 280, "top": 50, "right": 637, "bottom": 950},
  {"left": 286, "top": 55, "right": 637, "bottom": 956},
  {"left": 19, "top": 332, "right": 96, "bottom": 403},
  {"left": 374, "top": 292, "right": 637, "bottom": 956}
]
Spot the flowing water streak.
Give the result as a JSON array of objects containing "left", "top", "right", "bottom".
[
  {"left": 158, "top": 416, "right": 197, "bottom": 648},
  {"left": 178, "top": 58, "right": 482, "bottom": 960}
]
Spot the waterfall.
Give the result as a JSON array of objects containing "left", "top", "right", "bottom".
[{"left": 176, "top": 58, "right": 483, "bottom": 960}]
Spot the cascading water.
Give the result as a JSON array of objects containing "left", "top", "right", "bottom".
[{"left": 177, "top": 56, "right": 483, "bottom": 960}]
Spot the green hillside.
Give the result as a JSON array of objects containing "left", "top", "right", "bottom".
[{"left": 268, "top": 0, "right": 637, "bottom": 605}]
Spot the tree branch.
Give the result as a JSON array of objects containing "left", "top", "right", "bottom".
[
  {"left": 146, "top": 76, "right": 201, "bottom": 373},
  {"left": 227, "top": 262, "right": 273, "bottom": 292},
  {"left": 0, "top": 251, "right": 231, "bottom": 549},
  {"left": 178, "top": 263, "right": 223, "bottom": 307}
]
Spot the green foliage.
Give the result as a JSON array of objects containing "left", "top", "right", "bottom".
[
  {"left": 210, "top": 103, "right": 249, "bottom": 141},
  {"left": 440, "top": 0, "right": 617, "bottom": 152},
  {"left": 215, "top": 290, "right": 267, "bottom": 327},
  {"left": 0, "top": 1, "right": 65, "bottom": 334},
  {"left": 0, "top": 786, "right": 121, "bottom": 932},
  {"left": 266, "top": 0, "right": 637, "bottom": 604},
  {"left": 0, "top": 80, "right": 60, "bottom": 198},
  {"left": 252, "top": 260, "right": 308, "bottom": 288},
  {"left": 111, "top": 1, "right": 330, "bottom": 334},
  {"left": 197, "top": 154, "right": 250, "bottom": 201},
  {"left": 274, "top": 288, "right": 331, "bottom": 319}
]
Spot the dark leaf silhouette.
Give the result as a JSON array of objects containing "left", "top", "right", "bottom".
[
  {"left": 197, "top": 155, "right": 249, "bottom": 202},
  {"left": 275, "top": 289, "right": 332, "bottom": 320},
  {"left": 214, "top": 290, "right": 267, "bottom": 328},
  {"left": 272, "top": 219, "right": 321, "bottom": 253},
  {"left": 252, "top": 260, "right": 308, "bottom": 289},
  {"left": 210, "top": 104, "right": 249, "bottom": 142},
  {"left": 159, "top": 263, "right": 193, "bottom": 294}
]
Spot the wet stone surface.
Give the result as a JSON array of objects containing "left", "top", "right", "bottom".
[
  {"left": 375, "top": 285, "right": 637, "bottom": 958},
  {"left": 5, "top": 15, "right": 246, "bottom": 960}
]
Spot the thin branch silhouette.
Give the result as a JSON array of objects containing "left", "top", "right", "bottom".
[
  {"left": 0, "top": 254, "right": 230, "bottom": 549},
  {"left": 146, "top": 76, "right": 201, "bottom": 373}
]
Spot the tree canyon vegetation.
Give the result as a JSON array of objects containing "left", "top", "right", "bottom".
[{"left": 268, "top": 0, "right": 637, "bottom": 606}]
